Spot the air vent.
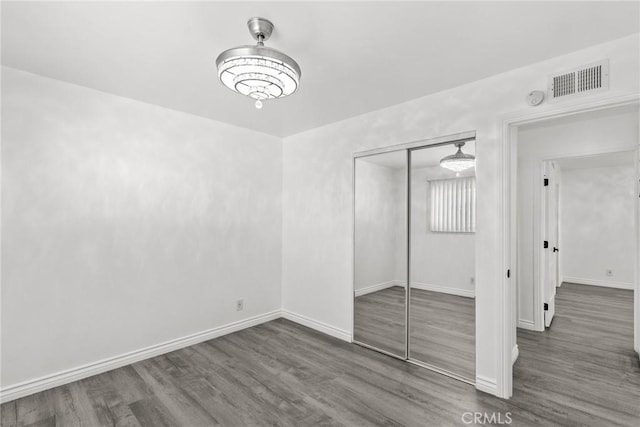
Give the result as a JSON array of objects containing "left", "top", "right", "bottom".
[
  {"left": 552, "top": 72, "right": 575, "bottom": 98},
  {"left": 548, "top": 60, "right": 609, "bottom": 102}
]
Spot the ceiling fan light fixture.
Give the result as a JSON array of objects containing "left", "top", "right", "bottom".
[
  {"left": 440, "top": 142, "right": 476, "bottom": 172},
  {"left": 216, "top": 17, "right": 301, "bottom": 108}
]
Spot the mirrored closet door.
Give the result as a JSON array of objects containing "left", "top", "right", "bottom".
[
  {"left": 353, "top": 135, "right": 476, "bottom": 383},
  {"left": 353, "top": 150, "right": 407, "bottom": 358},
  {"left": 408, "top": 142, "right": 476, "bottom": 382}
]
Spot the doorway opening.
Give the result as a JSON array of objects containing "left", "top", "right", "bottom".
[{"left": 506, "top": 104, "right": 639, "bottom": 420}]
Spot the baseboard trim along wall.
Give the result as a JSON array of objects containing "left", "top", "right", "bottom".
[
  {"left": 410, "top": 282, "right": 475, "bottom": 298},
  {"left": 355, "top": 281, "right": 475, "bottom": 299},
  {"left": 563, "top": 277, "right": 634, "bottom": 290},
  {"left": 281, "top": 310, "right": 352, "bottom": 342},
  {"left": 517, "top": 319, "right": 536, "bottom": 331},
  {"left": 475, "top": 375, "right": 498, "bottom": 396},
  {"left": 0, "top": 310, "right": 282, "bottom": 403},
  {"left": 3, "top": 307, "right": 497, "bottom": 403},
  {"left": 354, "top": 280, "right": 397, "bottom": 297}
]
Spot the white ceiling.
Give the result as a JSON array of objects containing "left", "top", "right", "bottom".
[
  {"left": 2, "top": 1, "right": 639, "bottom": 137},
  {"left": 358, "top": 140, "right": 475, "bottom": 169},
  {"left": 555, "top": 151, "right": 636, "bottom": 170}
]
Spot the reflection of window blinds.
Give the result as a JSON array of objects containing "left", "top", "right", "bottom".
[{"left": 429, "top": 177, "right": 476, "bottom": 233}]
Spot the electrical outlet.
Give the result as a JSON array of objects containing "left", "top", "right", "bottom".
[
  {"left": 606, "top": 269, "right": 613, "bottom": 277},
  {"left": 236, "top": 299, "right": 244, "bottom": 311}
]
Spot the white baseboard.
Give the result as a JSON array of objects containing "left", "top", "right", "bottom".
[
  {"left": 563, "top": 277, "right": 633, "bottom": 290},
  {"left": 410, "top": 281, "right": 475, "bottom": 298},
  {"left": 517, "top": 319, "right": 536, "bottom": 331},
  {"left": 0, "top": 310, "right": 282, "bottom": 403},
  {"left": 354, "top": 280, "right": 397, "bottom": 297},
  {"left": 0, "top": 308, "right": 355, "bottom": 403},
  {"left": 475, "top": 375, "right": 498, "bottom": 396},
  {"left": 512, "top": 344, "right": 519, "bottom": 364},
  {"left": 281, "top": 309, "right": 352, "bottom": 342},
  {"left": 355, "top": 281, "right": 475, "bottom": 299}
]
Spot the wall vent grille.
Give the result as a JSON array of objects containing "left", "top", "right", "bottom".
[
  {"left": 553, "top": 72, "right": 575, "bottom": 98},
  {"left": 548, "top": 60, "right": 609, "bottom": 102}
]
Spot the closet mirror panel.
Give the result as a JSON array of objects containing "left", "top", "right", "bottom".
[
  {"left": 353, "top": 150, "right": 407, "bottom": 358},
  {"left": 408, "top": 142, "right": 476, "bottom": 381}
]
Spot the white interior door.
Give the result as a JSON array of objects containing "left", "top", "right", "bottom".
[{"left": 543, "top": 161, "right": 558, "bottom": 327}]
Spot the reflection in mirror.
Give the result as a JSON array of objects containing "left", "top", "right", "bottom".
[
  {"left": 353, "top": 150, "right": 407, "bottom": 357},
  {"left": 409, "top": 141, "right": 476, "bottom": 381}
]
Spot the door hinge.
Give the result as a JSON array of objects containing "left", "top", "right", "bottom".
[
  {"left": 543, "top": 240, "right": 549, "bottom": 248},
  {"left": 544, "top": 303, "right": 549, "bottom": 311},
  {"left": 544, "top": 178, "right": 549, "bottom": 186},
  {"left": 507, "top": 269, "right": 511, "bottom": 278}
]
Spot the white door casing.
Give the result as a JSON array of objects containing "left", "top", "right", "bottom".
[{"left": 498, "top": 93, "right": 640, "bottom": 399}]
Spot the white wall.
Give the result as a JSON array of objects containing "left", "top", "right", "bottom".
[
  {"left": 281, "top": 34, "right": 639, "bottom": 392},
  {"left": 561, "top": 165, "right": 635, "bottom": 288},
  {"left": 354, "top": 160, "right": 404, "bottom": 292},
  {"left": 410, "top": 166, "right": 475, "bottom": 295},
  {"left": 517, "top": 106, "right": 639, "bottom": 327},
  {"left": 1, "top": 67, "right": 283, "bottom": 388}
]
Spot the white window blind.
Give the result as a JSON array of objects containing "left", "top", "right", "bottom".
[{"left": 429, "top": 177, "right": 476, "bottom": 233}]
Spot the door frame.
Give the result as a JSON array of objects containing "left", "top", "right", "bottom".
[{"left": 497, "top": 93, "right": 640, "bottom": 399}]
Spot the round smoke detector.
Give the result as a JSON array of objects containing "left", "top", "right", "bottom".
[{"left": 526, "top": 90, "right": 545, "bottom": 106}]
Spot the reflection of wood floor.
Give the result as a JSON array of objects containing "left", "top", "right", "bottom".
[
  {"left": 410, "top": 288, "right": 475, "bottom": 380},
  {"left": 353, "top": 286, "right": 406, "bottom": 356},
  {"left": 353, "top": 286, "right": 475, "bottom": 380},
  {"left": 2, "top": 284, "right": 638, "bottom": 426}
]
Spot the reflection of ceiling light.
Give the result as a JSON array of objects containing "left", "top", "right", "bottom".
[
  {"left": 216, "top": 17, "right": 302, "bottom": 109},
  {"left": 440, "top": 142, "right": 476, "bottom": 172}
]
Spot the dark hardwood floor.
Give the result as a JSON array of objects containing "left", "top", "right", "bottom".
[
  {"left": 511, "top": 283, "right": 640, "bottom": 426},
  {"left": 2, "top": 283, "right": 638, "bottom": 426}
]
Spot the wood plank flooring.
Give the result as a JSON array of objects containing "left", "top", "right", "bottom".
[
  {"left": 409, "top": 289, "right": 475, "bottom": 380},
  {"left": 510, "top": 283, "right": 640, "bottom": 426},
  {"left": 354, "top": 286, "right": 475, "bottom": 380},
  {"left": 2, "top": 283, "right": 639, "bottom": 426},
  {"left": 354, "top": 286, "right": 406, "bottom": 356}
]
